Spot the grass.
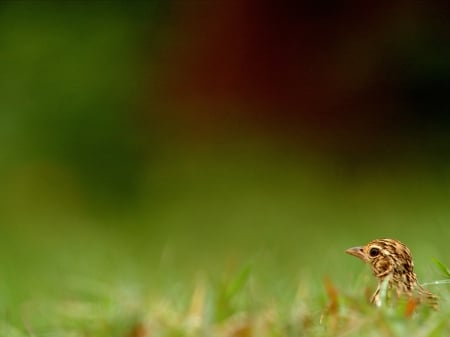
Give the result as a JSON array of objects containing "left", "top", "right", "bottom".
[
  {"left": 0, "top": 243, "right": 448, "bottom": 337},
  {"left": 0, "top": 152, "right": 449, "bottom": 336}
]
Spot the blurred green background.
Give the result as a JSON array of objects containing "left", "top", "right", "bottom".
[{"left": 0, "top": 0, "right": 449, "bottom": 319}]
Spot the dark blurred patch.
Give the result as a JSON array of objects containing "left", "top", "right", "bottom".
[
  {"left": 0, "top": 2, "right": 162, "bottom": 209},
  {"left": 147, "top": 0, "right": 450, "bottom": 168}
]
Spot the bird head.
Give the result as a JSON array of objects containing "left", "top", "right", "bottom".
[{"left": 345, "top": 238, "right": 415, "bottom": 281}]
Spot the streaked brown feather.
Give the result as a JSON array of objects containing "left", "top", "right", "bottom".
[{"left": 346, "top": 238, "right": 438, "bottom": 309}]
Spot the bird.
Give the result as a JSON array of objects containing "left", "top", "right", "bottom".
[{"left": 345, "top": 238, "right": 438, "bottom": 309}]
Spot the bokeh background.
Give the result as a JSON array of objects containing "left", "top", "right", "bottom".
[{"left": 0, "top": 0, "right": 449, "bottom": 317}]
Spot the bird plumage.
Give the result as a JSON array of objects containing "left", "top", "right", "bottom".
[{"left": 346, "top": 238, "right": 438, "bottom": 309}]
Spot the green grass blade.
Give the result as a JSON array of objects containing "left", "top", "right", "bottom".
[
  {"left": 225, "top": 264, "right": 253, "bottom": 299},
  {"left": 432, "top": 258, "right": 450, "bottom": 279}
]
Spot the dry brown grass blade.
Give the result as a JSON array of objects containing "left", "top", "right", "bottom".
[
  {"left": 217, "top": 314, "right": 252, "bottom": 337},
  {"left": 324, "top": 277, "right": 339, "bottom": 315},
  {"left": 128, "top": 322, "right": 150, "bottom": 337},
  {"left": 404, "top": 297, "right": 417, "bottom": 318}
]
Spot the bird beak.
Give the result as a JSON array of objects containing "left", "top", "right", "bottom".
[{"left": 345, "top": 246, "right": 366, "bottom": 261}]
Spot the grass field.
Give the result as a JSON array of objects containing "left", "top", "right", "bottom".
[
  {"left": 0, "top": 153, "right": 448, "bottom": 337},
  {"left": 0, "top": 239, "right": 448, "bottom": 337}
]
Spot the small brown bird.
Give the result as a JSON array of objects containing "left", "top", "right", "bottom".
[{"left": 346, "top": 238, "right": 438, "bottom": 308}]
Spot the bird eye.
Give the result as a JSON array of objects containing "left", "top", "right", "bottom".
[{"left": 369, "top": 247, "right": 380, "bottom": 257}]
